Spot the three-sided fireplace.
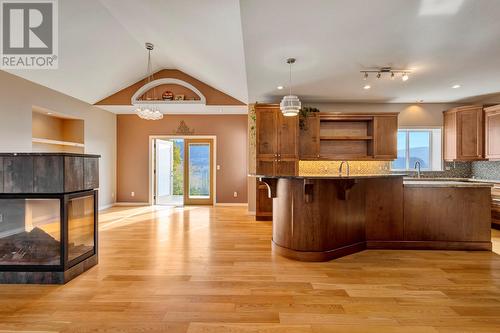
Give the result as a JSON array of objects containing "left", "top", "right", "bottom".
[{"left": 0, "top": 153, "right": 100, "bottom": 284}]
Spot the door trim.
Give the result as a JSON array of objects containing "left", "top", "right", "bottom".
[
  {"left": 184, "top": 138, "right": 214, "bottom": 205},
  {"left": 148, "top": 135, "right": 217, "bottom": 206}
]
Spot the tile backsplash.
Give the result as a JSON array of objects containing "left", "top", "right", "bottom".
[
  {"left": 408, "top": 161, "right": 472, "bottom": 179},
  {"left": 472, "top": 161, "right": 500, "bottom": 180},
  {"left": 299, "top": 160, "right": 391, "bottom": 175}
]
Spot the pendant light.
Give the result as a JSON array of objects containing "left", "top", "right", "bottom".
[
  {"left": 280, "top": 58, "right": 301, "bottom": 117},
  {"left": 135, "top": 43, "right": 163, "bottom": 120}
]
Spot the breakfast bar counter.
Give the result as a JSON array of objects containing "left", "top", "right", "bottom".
[{"left": 257, "top": 174, "right": 492, "bottom": 261}]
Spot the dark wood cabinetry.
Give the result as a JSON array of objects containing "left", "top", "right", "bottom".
[
  {"left": 299, "top": 114, "right": 320, "bottom": 159},
  {"left": 255, "top": 104, "right": 298, "bottom": 176},
  {"left": 372, "top": 115, "right": 398, "bottom": 159},
  {"left": 485, "top": 105, "right": 500, "bottom": 160},
  {"left": 443, "top": 105, "right": 484, "bottom": 161}
]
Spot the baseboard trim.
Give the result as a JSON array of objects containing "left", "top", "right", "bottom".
[
  {"left": 214, "top": 203, "right": 248, "bottom": 207},
  {"left": 99, "top": 203, "right": 115, "bottom": 211},
  {"left": 114, "top": 202, "right": 150, "bottom": 206}
]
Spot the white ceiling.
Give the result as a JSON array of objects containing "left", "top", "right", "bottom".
[{"left": 5, "top": 0, "right": 500, "bottom": 106}]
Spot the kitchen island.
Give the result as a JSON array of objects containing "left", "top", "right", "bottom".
[{"left": 258, "top": 175, "right": 492, "bottom": 261}]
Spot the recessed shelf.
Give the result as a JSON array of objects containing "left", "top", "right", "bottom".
[
  {"left": 320, "top": 136, "right": 373, "bottom": 140},
  {"left": 32, "top": 138, "right": 85, "bottom": 148}
]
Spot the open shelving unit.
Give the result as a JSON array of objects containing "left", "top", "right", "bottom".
[
  {"left": 319, "top": 114, "right": 375, "bottom": 160},
  {"left": 32, "top": 107, "right": 85, "bottom": 153}
]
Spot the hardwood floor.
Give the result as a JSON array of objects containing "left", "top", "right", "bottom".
[{"left": 1, "top": 205, "right": 500, "bottom": 332}]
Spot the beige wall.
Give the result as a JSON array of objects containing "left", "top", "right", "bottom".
[
  {"left": 117, "top": 114, "right": 248, "bottom": 204},
  {"left": 307, "top": 103, "right": 460, "bottom": 127},
  {"left": 0, "top": 71, "right": 117, "bottom": 209}
]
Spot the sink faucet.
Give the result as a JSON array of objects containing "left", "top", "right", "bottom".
[
  {"left": 414, "top": 161, "right": 421, "bottom": 178},
  {"left": 339, "top": 161, "right": 350, "bottom": 176}
]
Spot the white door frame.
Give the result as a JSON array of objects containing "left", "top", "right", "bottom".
[{"left": 149, "top": 135, "right": 217, "bottom": 206}]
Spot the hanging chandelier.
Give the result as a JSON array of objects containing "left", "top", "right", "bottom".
[
  {"left": 280, "top": 58, "right": 301, "bottom": 117},
  {"left": 135, "top": 42, "right": 163, "bottom": 120}
]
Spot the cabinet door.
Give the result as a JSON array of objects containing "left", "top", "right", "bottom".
[
  {"left": 277, "top": 111, "right": 298, "bottom": 159},
  {"left": 485, "top": 109, "right": 500, "bottom": 159},
  {"left": 443, "top": 111, "right": 457, "bottom": 161},
  {"left": 299, "top": 114, "right": 320, "bottom": 159},
  {"left": 256, "top": 157, "right": 276, "bottom": 176},
  {"left": 256, "top": 108, "right": 278, "bottom": 158},
  {"left": 256, "top": 181, "right": 273, "bottom": 221},
  {"left": 3, "top": 156, "right": 33, "bottom": 193},
  {"left": 34, "top": 155, "right": 63, "bottom": 193},
  {"left": 276, "top": 159, "right": 297, "bottom": 176},
  {"left": 457, "top": 108, "right": 483, "bottom": 160},
  {"left": 373, "top": 115, "right": 398, "bottom": 159}
]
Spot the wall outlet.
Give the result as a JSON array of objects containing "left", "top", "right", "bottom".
[
  {"left": 131, "top": 192, "right": 135, "bottom": 197},
  {"left": 233, "top": 191, "right": 238, "bottom": 198},
  {"left": 0, "top": 213, "right": 3, "bottom": 223},
  {"left": 217, "top": 165, "right": 221, "bottom": 170}
]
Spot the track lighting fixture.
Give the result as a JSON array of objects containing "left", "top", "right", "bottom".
[{"left": 360, "top": 67, "right": 412, "bottom": 83}]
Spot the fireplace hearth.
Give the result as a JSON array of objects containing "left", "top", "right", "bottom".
[{"left": 0, "top": 153, "right": 100, "bottom": 284}]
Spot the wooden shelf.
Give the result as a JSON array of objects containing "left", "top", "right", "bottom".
[
  {"left": 32, "top": 138, "right": 84, "bottom": 148},
  {"left": 320, "top": 136, "right": 373, "bottom": 140}
]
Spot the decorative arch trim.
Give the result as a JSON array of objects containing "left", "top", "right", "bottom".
[{"left": 131, "top": 78, "right": 207, "bottom": 105}]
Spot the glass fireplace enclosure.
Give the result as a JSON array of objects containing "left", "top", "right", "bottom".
[{"left": 0, "top": 190, "right": 97, "bottom": 272}]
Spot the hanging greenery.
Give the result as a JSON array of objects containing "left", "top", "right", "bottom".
[{"left": 299, "top": 106, "right": 320, "bottom": 130}]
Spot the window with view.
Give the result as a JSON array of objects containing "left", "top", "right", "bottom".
[{"left": 392, "top": 128, "right": 442, "bottom": 171}]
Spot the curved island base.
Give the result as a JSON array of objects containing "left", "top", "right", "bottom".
[{"left": 259, "top": 175, "right": 492, "bottom": 262}]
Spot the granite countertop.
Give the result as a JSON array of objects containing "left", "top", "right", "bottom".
[
  {"left": 0, "top": 152, "right": 101, "bottom": 158},
  {"left": 403, "top": 180, "right": 493, "bottom": 188},
  {"left": 252, "top": 173, "right": 407, "bottom": 179}
]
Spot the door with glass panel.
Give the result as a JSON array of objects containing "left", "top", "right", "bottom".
[{"left": 184, "top": 139, "right": 213, "bottom": 205}]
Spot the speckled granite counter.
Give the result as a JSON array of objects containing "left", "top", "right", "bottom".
[{"left": 404, "top": 180, "right": 493, "bottom": 188}]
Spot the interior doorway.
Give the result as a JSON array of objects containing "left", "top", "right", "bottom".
[{"left": 152, "top": 136, "right": 215, "bottom": 206}]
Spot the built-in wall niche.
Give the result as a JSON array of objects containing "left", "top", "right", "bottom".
[
  {"left": 138, "top": 84, "right": 202, "bottom": 102},
  {"left": 32, "top": 107, "right": 84, "bottom": 153}
]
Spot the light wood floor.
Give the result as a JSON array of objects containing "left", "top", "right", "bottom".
[{"left": 1, "top": 205, "right": 500, "bottom": 333}]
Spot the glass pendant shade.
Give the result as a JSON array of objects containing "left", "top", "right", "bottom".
[
  {"left": 135, "top": 42, "right": 163, "bottom": 120},
  {"left": 136, "top": 105, "right": 163, "bottom": 120},
  {"left": 280, "top": 95, "right": 301, "bottom": 117},
  {"left": 280, "top": 57, "right": 300, "bottom": 117}
]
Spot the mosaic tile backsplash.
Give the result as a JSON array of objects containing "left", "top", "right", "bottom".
[
  {"left": 299, "top": 161, "right": 391, "bottom": 175},
  {"left": 299, "top": 160, "right": 473, "bottom": 178},
  {"left": 472, "top": 161, "right": 500, "bottom": 181}
]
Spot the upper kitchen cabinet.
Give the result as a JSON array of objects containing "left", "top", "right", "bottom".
[
  {"left": 299, "top": 113, "right": 320, "bottom": 159},
  {"left": 255, "top": 104, "right": 298, "bottom": 176},
  {"left": 485, "top": 104, "right": 500, "bottom": 160},
  {"left": 372, "top": 115, "right": 398, "bottom": 159},
  {"left": 443, "top": 105, "right": 484, "bottom": 161}
]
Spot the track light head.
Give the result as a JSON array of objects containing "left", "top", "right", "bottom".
[
  {"left": 363, "top": 72, "right": 368, "bottom": 80},
  {"left": 376, "top": 72, "right": 381, "bottom": 79},
  {"left": 402, "top": 73, "right": 409, "bottom": 81},
  {"left": 391, "top": 72, "right": 395, "bottom": 80}
]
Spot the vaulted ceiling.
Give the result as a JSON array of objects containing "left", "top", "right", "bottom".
[{"left": 5, "top": 0, "right": 500, "bottom": 106}]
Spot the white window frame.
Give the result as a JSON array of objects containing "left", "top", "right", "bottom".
[{"left": 392, "top": 127, "right": 443, "bottom": 171}]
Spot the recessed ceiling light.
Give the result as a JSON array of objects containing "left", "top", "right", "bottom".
[
  {"left": 277, "top": 85, "right": 284, "bottom": 90},
  {"left": 47, "top": 112, "right": 53, "bottom": 115},
  {"left": 363, "top": 84, "right": 371, "bottom": 90},
  {"left": 452, "top": 84, "right": 461, "bottom": 89}
]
